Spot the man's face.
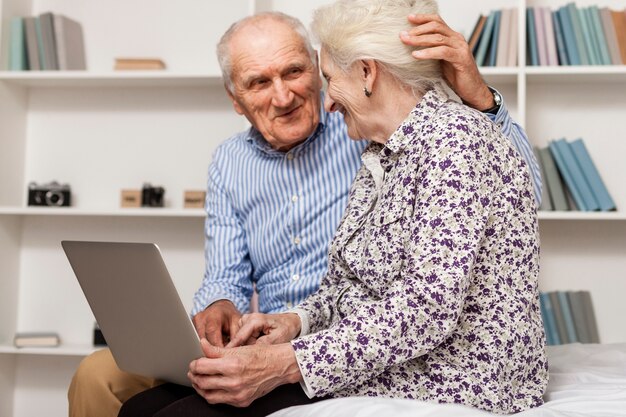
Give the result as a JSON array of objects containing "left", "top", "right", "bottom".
[{"left": 227, "top": 20, "right": 322, "bottom": 152}]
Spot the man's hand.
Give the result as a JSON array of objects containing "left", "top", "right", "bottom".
[
  {"left": 226, "top": 313, "right": 301, "bottom": 348},
  {"left": 192, "top": 300, "right": 242, "bottom": 347},
  {"left": 188, "top": 339, "right": 302, "bottom": 407},
  {"left": 400, "top": 14, "right": 494, "bottom": 111}
]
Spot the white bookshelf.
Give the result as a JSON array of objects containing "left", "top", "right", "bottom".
[{"left": 1, "top": 0, "right": 626, "bottom": 416}]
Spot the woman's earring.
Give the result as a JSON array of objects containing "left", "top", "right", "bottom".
[{"left": 363, "top": 87, "right": 372, "bottom": 97}]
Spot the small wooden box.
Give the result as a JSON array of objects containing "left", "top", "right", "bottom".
[
  {"left": 184, "top": 190, "right": 206, "bottom": 209},
  {"left": 121, "top": 189, "right": 141, "bottom": 208}
]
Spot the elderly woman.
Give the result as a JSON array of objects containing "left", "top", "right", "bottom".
[{"left": 119, "top": 0, "right": 547, "bottom": 416}]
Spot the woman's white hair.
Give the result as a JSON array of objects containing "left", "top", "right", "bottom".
[
  {"left": 311, "top": 0, "right": 442, "bottom": 94},
  {"left": 217, "top": 12, "right": 317, "bottom": 94}
]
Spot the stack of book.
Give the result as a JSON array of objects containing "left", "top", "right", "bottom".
[
  {"left": 539, "top": 290, "right": 600, "bottom": 345},
  {"left": 468, "top": 8, "right": 518, "bottom": 67},
  {"left": 527, "top": 2, "right": 626, "bottom": 66},
  {"left": 534, "top": 138, "right": 616, "bottom": 212},
  {"left": 8, "top": 12, "right": 86, "bottom": 71}
]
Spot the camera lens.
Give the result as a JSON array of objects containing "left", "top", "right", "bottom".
[{"left": 45, "top": 190, "right": 65, "bottom": 206}]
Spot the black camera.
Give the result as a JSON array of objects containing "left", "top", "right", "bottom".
[
  {"left": 28, "top": 181, "right": 71, "bottom": 207},
  {"left": 141, "top": 183, "right": 165, "bottom": 207}
]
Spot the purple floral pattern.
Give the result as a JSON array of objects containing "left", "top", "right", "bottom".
[{"left": 291, "top": 87, "right": 547, "bottom": 414}]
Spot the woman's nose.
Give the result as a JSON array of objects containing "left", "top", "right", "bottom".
[{"left": 323, "top": 89, "right": 336, "bottom": 113}]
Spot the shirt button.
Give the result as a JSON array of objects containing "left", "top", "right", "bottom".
[
  {"left": 293, "top": 236, "right": 301, "bottom": 245},
  {"left": 291, "top": 195, "right": 298, "bottom": 203},
  {"left": 286, "top": 302, "right": 293, "bottom": 309},
  {"left": 286, "top": 153, "right": 294, "bottom": 160},
  {"left": 292, "top": 274, "right": 300, "bottom": 281}
]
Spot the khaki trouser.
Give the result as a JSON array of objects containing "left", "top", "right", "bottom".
[{"left": 68, "top": 348, "right": 162, "bottom": 417}]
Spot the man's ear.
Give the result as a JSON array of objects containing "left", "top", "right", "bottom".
[
  {"left": 225, "top": 87, "right": 245, "bottom": 115},
  {"left": 360, "top": 59, "right": 378, "bottom": 93}
]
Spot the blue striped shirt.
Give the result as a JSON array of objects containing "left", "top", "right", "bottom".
[{"left": 192, "top": 92, "right": 541, "bottom": 316}]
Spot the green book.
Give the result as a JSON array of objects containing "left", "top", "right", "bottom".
[
  {"left": 567, "top": 291, "right": 591, "bottom": 343},
  {"left": 557, "top": 291, "right": 578, "bottom": 343},
  {"left": 9, "top": 17, "right": 27, "bottom": 71},
  {"left": 578, "top": 7, "right": 598, "bottom": 65},
  {"left": 24, "top": 16, "right": 41, "bottom": 70},
  {"left": 588, "top": 6, "right": 612, "bottom": 65},
  {"left": 549, "top": 291, "right": 570, "bottom": 344},
  {"left": 538, "top": 146, "right": 569, "bottom": 211},
  {"left": 567, "top": 2, "right": 590, "bottom": 65},
  {"left": 475, "top": 11, "right": 497, "bottom": 67}
]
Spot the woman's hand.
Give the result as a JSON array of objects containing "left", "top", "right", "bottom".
[
  {"left": 400, "top": 14, "right": 494, "bottom": 111},
  {"left": 226, "top": 312, "right": 302, "bottom": 348},
  {"left": 188, "top": 339, "right": 302, "bottom": 407}
]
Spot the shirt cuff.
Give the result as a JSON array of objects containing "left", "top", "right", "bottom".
[
  {"left": 291, "top": 340, "right": 316, "bottom": 399},
  {"left": 290, "top": 308, "right": 310, "bottom": 337}
]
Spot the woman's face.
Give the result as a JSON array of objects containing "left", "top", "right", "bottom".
[{"left": 320, "top": 48, "right": 372, "bottom": 140}]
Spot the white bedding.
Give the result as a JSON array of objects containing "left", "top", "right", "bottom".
[{"left": 269, "top": 343, "right": 626, "bottom": 417}]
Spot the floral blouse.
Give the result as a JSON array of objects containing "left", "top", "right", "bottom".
[{"left": 291, "top": 86, "right": 548, "bottom": 414}]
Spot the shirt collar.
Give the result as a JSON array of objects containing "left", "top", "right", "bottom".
[{"left": 245, "top": 92, "right": 328, "bottom": 157}]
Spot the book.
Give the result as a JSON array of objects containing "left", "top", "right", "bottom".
[
  {"left": 580, "top": 291, "right": 600, "bottom": 343},
  {"left": 549, "top": 139, "right": 597, "bottom": 211},
  {"left": 558, "top": 6, "right": 581, "bottom": 65},
  {"left": 468, "top": 15, "right": 487, "bottom": 54},
  {"left": 600, "top": 7, "right": 623, "bottom": 65},
  {"left": 578, "top": 7, "right": 598, "bottom": 65},
  {"left": 527, "top": 8, "right": 539, "bottom": 66},
  {"left": 9, "top": 17, "right": 27, "bottom": 71},
  {"left": 542, "top": 7, "right": 559, "bottom": 66},
  {"left": 539, "top": 292, "right": 559, "bottom": 345},
  {"left": 474, "top": 11, "right": 497, "bottom": 67},
  {"left": 507, "top": 9, "right": 518, "bottom": 66},
  {"left": 496, "top": 9, "right": 511, "bottom": 67},
  {"left": 538, "top": 146, "right": 569, "bottom": 211},
  {"left": 24, "top": 17, "right": 41, "bottom": 70},
  {"left": 567, "top": 291, "right": 591, "bottom": 343},
  {"left": 35, "top": 17, "right": 46, "bottom": 70},
  {"left": 534, "top": 147, "right": 553, "bottom": 210},
  {"left": 567, "top": 2, "right": 590, "bottom": 65},
  {"left": 533, "top": 7, "right": 548, "bottom": 66},
  {"left": 588, "top": 6, "right": 611, "bottom": 66},
  {"left": 557, "top": 291, "right": 578, "bottom": 343},
  {"left": 611, "top": 9, "right": 626, "bottom": 65},
  {"left": 569, "top": 138, "right": 616, "bottom": 211},
  {"left": 486, "top": 10, "right": 501, "bottom": 67},
  {"left": 114, "top": 58, "right": 166, "bottom": 70},
  {"left": 53, "top": 14, "right": 87, "bottom": 70},
  {"left": 38, "top": 12, "right": 59, "bottom": 70},
  {"left": 14, "top": 332, "right": 60, "bottom": 348},
  {"left": 552, "top": 11, "right": 569, "bottom": 65},
  {"left": 549, "top": 291, "right": 570, "bottom": 344}
]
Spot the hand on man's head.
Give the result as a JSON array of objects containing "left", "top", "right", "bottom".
[{"left": 192, "top": 299, "right": 242, "bottom": 347}]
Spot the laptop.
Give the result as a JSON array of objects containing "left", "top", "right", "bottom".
[{"left": 61, "top": 240, "right": 204, "bottom": 386}]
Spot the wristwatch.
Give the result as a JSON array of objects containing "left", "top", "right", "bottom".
[{"left": 482, "top": 87, "right": 502, "bottom": 115}]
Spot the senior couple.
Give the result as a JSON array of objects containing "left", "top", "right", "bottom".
[{"left": 70, "top": 0, "right": 547, "bottom": 416}]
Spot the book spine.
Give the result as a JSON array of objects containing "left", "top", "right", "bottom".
[
  {"left": 475, "top": 11, "right": 496, "bottom": 67},
  {"left": 527, "top": 8, "right": 539, "bottom": 66},
  {"left": 9, "top": 17, "right": 27, "bottom": 71},
  {"left": 534, "top": 147, "right": 553, "bottom": 210},
  {"left": 580, "top": 291, "right": 600, "bottom": 343},
  {"left": 600, "top": 7, "right": 623, "bottom": 65},
  {"left": 34, "top": 18, "right": 47, "bottom": 70},
  {"left": 559, "top": 139, "right": 600, "bottom": 211},
  {"left": 542, "top": 7, "right": 559, "bottom": 66},
  {"left": 24, "top": 17, "right": 41, "bottom": 70},
  {"left": 487, "top": 10, "right": 501, "bottom": 67},
  {"left": 533, "top": 7, "right": 548, "bottom": 66},
  {"left": 557, "top": 291, "right": 578, "bottom": 343},
  {"left": 567, "top": 2, "right": 590, "bottom": 65},
  {"left": 578, "top": 7, "right": 598, "bottom": 65},
  {"left": 588, "top": 6, "right": 611, "bottom": 65},
  {"left": 507, "top": 9, "right": 518, "bottom": 66},
  {"left": 553, "top": 11, "right": 569, "bottom": 65},
  {"left": 38, "top": 12, "right": 59, "bottom": 70},
  {"left": 549, "top": 139, "right": 587, "bottom": 210},
  {"left": 539, "top": 292, "right": 560, "bottom": 345},
  {"left": 567, "top": 291, "right": 591, "bottom": 343},
  {"left": 496, "top": 9, "right": 511, "bottom": 67},
  {"left": 558, "top": 6, "right": 581, "bottom": 65},
  {"left": 538, "top": 146, "right": 569, "bottom": 211},
  {"left": 548, "top": 291, "right": 569, "bottom": 344},
  {"left": 468, "top": 15, "right": 487, "bottom": 54},
  {"left": 569, "top": 138, "right": 616, "bottom": 211},
  {"left": 612, "top": 10, "right": 626, "bottom": 65}
]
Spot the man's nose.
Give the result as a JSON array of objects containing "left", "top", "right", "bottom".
[{"left": 271, "top": 79, "right": 294, "bottom": 107}]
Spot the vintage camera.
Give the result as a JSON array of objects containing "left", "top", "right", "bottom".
[
  {"left": 141, "top": 183, "right": 165, "bottom": 207},
  {"left": 28, "top": 181, "right": 71, "bottom": 207}
]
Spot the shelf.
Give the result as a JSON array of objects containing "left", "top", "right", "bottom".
[
  {"left": 0, "top": 344, "right": 98, "bottom": 357},
  {"left": 0, "top": 71, "right": 224, "bottom": 88},
  {"left": 478, "top": 67, "right": 519, "bottom": 84},
  {"left": 0, "top": 207, "right": 205, "bottom": 218},
  {"left": 538, "top": 211, "right": 626, "bottom": 221},
  {"left": 525, "top": 66, "right": 626, "bottom": 84}
]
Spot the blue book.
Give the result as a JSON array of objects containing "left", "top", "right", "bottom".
[
  {"left": 527, "top": 8, "right": 539, "bottom": 66},
  {"left": 588, "top": 6, "right": 612, "bottom": 65},
  {"left": 540, "top": 292, "right": 561, "bottom": 345},
  {"left": 549, "top": 139, "right": 586, "bottom": 211},
  {"left": 475, "top": 11, "right": 496, "bottom": 67},
  {"left": 552, "top": 11, "right": 569, "bottom": 65},
  {"left": 567, "top": 2, "right": 590, "bottom": 65},
  {"left": 578, "top": 7, "right": 598, "bottom": 64},
  {"left": 557, "top": 7, "right": 580, "bottom": 65},
  {"left": 557, "top": 291, "right": 579, "bottom": 343},
  {"left": 9, "top": 17, "right": 27, "bottom": 71},
  {"left": 487, "top": 10, "right": 501, "bottom": 67},
  {"left": 569, "top": 138, "right": 616, "bottom": 211},
  {"left": 554, "top": 139, "right": 600, "bottom": 211},
  {"left": 539, "top": 292, "right": 556, "bottom": 345}
]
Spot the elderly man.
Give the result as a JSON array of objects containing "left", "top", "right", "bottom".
[{"left": 69, "top": 11, "right": 541, "bottom": 417}]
